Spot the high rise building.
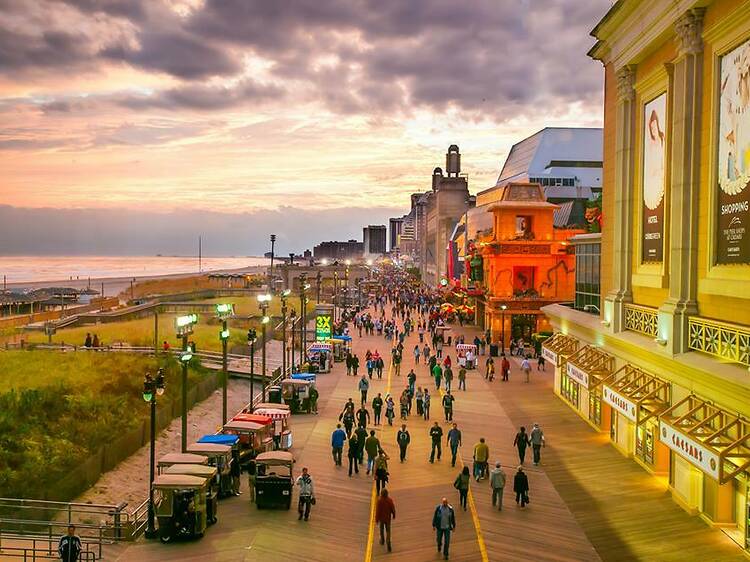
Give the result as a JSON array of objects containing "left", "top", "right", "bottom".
[
  {"left": 388, "top": 217, "right": 404, "bottom": 252},
  {"left": 362, "top": 225, "right": 387, "bottom": 257}
]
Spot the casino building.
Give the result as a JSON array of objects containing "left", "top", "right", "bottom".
[{"left": 542, "top": 0, "right": 750, "bottom": 552}]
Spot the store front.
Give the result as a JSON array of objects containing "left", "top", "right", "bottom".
[
  {"left": 564, "top": 345, "right": 615, "bottom": 428},
  {"left": 660, "top": 395, "right": 750, "bottom": 550},
  {"left": 542, "top": 333, "right": 580, "bottom": 396},
  {"left": 600, "top": 365, "right": 670, "bottom": 473}
]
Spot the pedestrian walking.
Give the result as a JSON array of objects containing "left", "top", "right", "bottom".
[
  {"left": 446, "top": 423, "right": 462, "bottom": 467},
  {"left": 457, "top": 366, "right": 466, "bottom": 391},
  {"left": 230, "top": 449, "right": 242, "bottom": 496},
  {"left": 346, "top": 352, "right": 353, "bottom": 376},
  {"left": 355, "top": 425, "right": 368, "bottom": 464},
  {"left": 530, "top": 423, "right": 545, "bottom": 465},
  {"left": 352, "top": 354, "right": 360, "bottom": 376},
  {"left": 247, "top": 459, "right": 256, "bottom": 503},
  {"left": 453, "top": 466, "right": 470, "bottom": 511},
  {"left": 356, "top": 405, "right": 370, "bottom": 428},
  {"left": 432, "top": 362, "right": 443, "bottom": 389},
  {"left": 385, "top": 395, "right": 396, "bottom": 426},
  {"left": 376, "top": 355, "right": 384, "bottom": 378},
  {"left": 432, "top": 498, "right": 456, "bottom": 560},
  {"left": 415, "top": 387, "right": 424, "bottom": 416},
  {"left": 489, "top": 462, "right": 507, "bottom": 511},
  {"left": 537, "top": 354, "right": 546, "bottom": 371},
  {"left": 429, "top": 421, "right": 443, "bottom": 463},
  {"left": 359, "top": 375, "right": 370, "bottom": 405},
  {"left": 521, "top": 356, "right": 531, "bottom": 383},
  {"left": 309, "top": 385, "right": 319, "bottom": 414},
  {"left": 365, "top": 430, "right": 381, "bottom": 475},
  {"left": 442, "top": 391, "right": 455, "bottom": 422},
  {"left": 396, "top": 424, "right": 411, "bottom": 462},
  {"left": 296, "top": 467, "right": 315, "bottom": 520},
  {"left": 407, "top": 369, "right": 417, "bottom": 394},
  {"left": 372, "top": 393, "right": 383, "bottom": 425},
  {"left": 485, "top": 356, "right": 494, "bottom": 380},
  {"left": 414, "top": 344, "right": 421, "bottom": 364},
  {"left": 513, "top": 466, "right": 529, "bottom": 508},
  {"left": 501, "top": 354, "right": 510, "bottom": 381},
  {"left": 348, "top": 434, "right": 360, "bottom": 476},
  {"left": 423, "top": 389, "right": 431, "bottom": 420},
  {"left": 58, "top": 525, "right": 82, "bottom": 562},
  {"left": 342, "top": 410, "right": 355, "bottom": 437},
  {"left": 444, "top": 365, "right": 453, "bottom": 392},
  {"left": 472, "top": 438, "right": 489, "bottom": 481},
  {"left": 374, "top": 451, "right": 390, "bottom": 494},
  {"left": 375, "top": 489, "right": 396, "bottom": 552},
  {"left": 331, "top": 424, "right": 346, "bottom": 466},
  {"left": 513, "top": 426, "right": 530, "bottom": 465}
]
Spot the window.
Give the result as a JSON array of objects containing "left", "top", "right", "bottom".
[{"left": 575, "top": 241, "right": 601, "bottom": 311}]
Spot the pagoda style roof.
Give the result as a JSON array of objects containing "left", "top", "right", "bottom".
[{"left": 487, "top": 182, "right": 559, "bottom": 211}]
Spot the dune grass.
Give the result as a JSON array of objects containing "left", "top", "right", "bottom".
[{"left": 0, "top": 351, "right": 209, "bottom": 498}]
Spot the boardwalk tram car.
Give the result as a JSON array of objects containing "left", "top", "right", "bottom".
[
  {"left": 157, "top": 453, "right": 208, "bottom": 475},
  {"left": 222, "top": 416, "right": 274, "bottom": 467},
  {"left": 254, "top": 403, "right": 293, "bottom": 449},
  {"left": 164, "top": 464, "right": 219, "bottom": 525},
  {"left": 152, "top": 474, "right": 208, "bottom": 543},
  {"left": 185, "top": 442, "right": 234, "bottom": 498},
  {"left": 280, "top": 377, "right": 316, "bottom": 414},
  {"left": 254, "top": 451, "right": 295, "bottom": 510}
]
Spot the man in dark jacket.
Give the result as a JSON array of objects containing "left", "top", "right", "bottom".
[
  {"left": 396, "top": 424, "right": 411, "bottom": 462},
  {"left": 513, "top": 466, "right": 529, "bottom": 507},
  {"left": 58, "top": 525, "right": 82, "bottom": 562},
  {"left": 372, "top": 394, "right": 384, "bottom": 425},
  {"left": 347, "top": 435, "right": 360, "bottom": 476},
  {"left": 355, "top": 425, "right": 368, "bottom": 464},
  {"left": 429, "top": 422, "right": 443, "bottom": 463},
  {"left": 432, "top": 498, "right": 456, "bottom": 560},
  {"left": 356, "top": 406, "right": 370, "bottom": 428}
]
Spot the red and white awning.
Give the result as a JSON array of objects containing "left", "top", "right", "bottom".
[{"left": 254, "top": 408, "right": 290, "bottom": 420}]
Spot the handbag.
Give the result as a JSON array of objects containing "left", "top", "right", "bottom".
[{"left": 311, "top": 497, "right": 317, "bottom": 505}]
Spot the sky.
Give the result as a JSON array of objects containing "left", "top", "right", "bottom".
[{"left": 0, "top": 0, "right": 612, "bottom": 255}]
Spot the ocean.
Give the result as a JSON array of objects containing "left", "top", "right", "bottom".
[{"left": 0, "top": 255, "right": 269, "bottom": 285}]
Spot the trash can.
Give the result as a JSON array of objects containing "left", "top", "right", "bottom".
[
  {"left": 490, "top": 344, "right": 499, "bottom": 357},
  {"left": 267, "top": 385, "right": 282, "bottom": 404}
]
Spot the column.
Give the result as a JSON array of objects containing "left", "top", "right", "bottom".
[
  {"left": 604, "top": 64, "right": 637, "bottom": 332},
  {"left": 658, "top": 8, "right": 704, "bottom": 354}
]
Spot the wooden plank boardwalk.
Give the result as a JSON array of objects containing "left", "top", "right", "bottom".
[{"left": 114, "top": 307, "right": 744, "bottom": 561}]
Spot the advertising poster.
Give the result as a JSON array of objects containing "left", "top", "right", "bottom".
[
  {"left": 642, "top": 93, "right": 666, "bottom": 262},
  {"left": 717, "top": 38, "right": 750, "bottom": 264}
]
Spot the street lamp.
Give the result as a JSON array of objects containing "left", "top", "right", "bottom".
[
  {"left": 316, "top": 270, "right": 322, "bottom": 303},
  {"left": 257, "top": 293, "right": 272, "bottom": 402},
  {"left": 299, "top": 275, "right": 310, "bottom": 361},
  {"left": 289, "top": 308, "right": 297, "bottom": 372},
  {"left": 215, "top": 303, "right": 234, "bottom": 425},
  {"left": 500, "top": 304, "right": 507, "bottom": 352},
  {"left": 333, "top": 271, "right": 339, "bottom": 322},
  {"left": 247, "top": 328, "right": 257, "bottom": 411},
  {"left": 175, "top": 313, "right": 198, "bottom": 452},
  {"left": 269, "top": 234, "right": 276, "bottom": 289},
  {"left": 143, "top": 368, "right": 165, "bottom": 539},
  {"left": 321, "top": 258, "right": 329, "bottom": 266},
  {"left": 280, "top": 289, "right": 291, "bottom": 375}
]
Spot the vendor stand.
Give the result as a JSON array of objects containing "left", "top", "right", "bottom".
[
  {"left": 254, "top": 404, "right": 292, "bottom": 450},
  {"left": 305, "top": 342, "right": 332, "bottom": 373}
]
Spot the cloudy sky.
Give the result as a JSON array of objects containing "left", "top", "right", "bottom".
[{"left": 0, "top": 0, "right": 611, "bottom": 255}]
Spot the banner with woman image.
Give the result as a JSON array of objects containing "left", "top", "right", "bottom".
[
  {"left": 717, "top": 38, "right": 750, "bottom": 264},
  {"left": 642, "top": 93, "right": 666, "bottom": 263}
]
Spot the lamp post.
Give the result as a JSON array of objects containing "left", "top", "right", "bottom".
[
  {"left": 175, "top": 314, "right": 197, "bottom": 452},
  {"left": 316, "top": 270, "right": 322, "bottom": 303},
  {"left": 247, "top": 328, "right": 257, "bottom": 411},
  {"left": 280, "top": 289, "right": 290, "bottom": 375},
  {"left": 143, "top": 368, "right": 165, "bottom": 539},
  {"left": 215, "top": 303, "right": 234, "bottom": 425},
  {"left": 269, "top": 234, "right": 276, "bottom": 289},
  {"left": 299, "top": 273, "right": 309, "bottom": 360},
  {"left": 257, "top": 293, "right": 272, "bottom": 402},
  {"left": 290, "top": 309, "right": 297, "bottom": 372},
  {"left": 333, "top": 271, "right": 338, "bottom": 322},
  {"left": 344, "top": 261, "right": 350, "bottom": 316},
  {"left": 500, "top": 304, "right": 507, "bottom": 352}
]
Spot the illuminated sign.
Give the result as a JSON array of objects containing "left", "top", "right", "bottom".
[
  {"left": 660, "top": 422, "right": 720, "bottom": 480},
  {"left": 566, "top": 362, "right": 589, "bottom": 388},
  {"left": 215, "top": 303, "right": 234, "bottom": 317},
  {"left": 602, "top": 385, "right": 637, "bottom": 422},
  {"left": 175, "top": 314, "right": 198, "bottom": 328},
  {"left": 316, "top": 314, "right": 332, "bottom": 341}
]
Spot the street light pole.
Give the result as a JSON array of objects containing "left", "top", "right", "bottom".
[
  {"left": 257, "top": 293, "right": 272, "bottom": 403},
  {"left": 247, "top": 328, "right": 256, "bottom": 411},
  {"left": 316, "top": 271, "right": 322, "bottom": 303},
  {"left": 175, "top": 313, "right": 197, "bottom": 452},
  {"left": 299, "top": 273, "right": 308, "bottom": 361},
  {"left": 144, "top": 369, "right": 165, "bottom": 539},
  {"left": 290, "top": 309, "right": 297, "bottom": 372},
  {"left": 269, "top": 234, "right": 276, "bottom": 290},
  {"left": 280, "top": 289, "right": 290, "bottom": 375},
  {"left": 215, "top": 303, "right": 234, "bottom": 426},
  {"left": 333, "top": 271, "right": 338, "bottom": 322}
]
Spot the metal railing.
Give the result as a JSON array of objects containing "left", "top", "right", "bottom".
[
  {"left": 623, "top": 303, "right": 659, "bottom": 338},
  {"left": 0, "top": 532, "right": 98, "bottom": 560},
  {"left": 688, "top": 316, "right": 750, "bottom": 368}
]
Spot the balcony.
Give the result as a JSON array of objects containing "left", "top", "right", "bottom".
[
  {"left": 688, "top": 316, "right": 750, "bottom": 368},
  {"left": 624, "top": 303, "right": 658, "bottom": 338}
]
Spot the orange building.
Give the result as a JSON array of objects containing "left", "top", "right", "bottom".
[{"left": 473, "top": 182, "right": 582, "bottom": 346}]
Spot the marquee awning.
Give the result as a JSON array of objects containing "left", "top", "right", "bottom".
[
  {"left": 600, "top": 365, "right": 670, "bottom": 425},
  {"left": 541, "top": 333, "right": 580, "bottom": 367},
  {"left": 565, "top": 345, "right": 614, "bottom": 390},
  {"left": 659, "top": 395, "right": 750, "bottom": 483}
]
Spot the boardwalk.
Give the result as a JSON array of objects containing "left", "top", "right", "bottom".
[{"left": 116, "top": 308, "right": 744, "bottom": 561}]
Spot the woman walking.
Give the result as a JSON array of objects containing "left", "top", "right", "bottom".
[
  {"left": 513, "top": 466, "right": 529, "bottom": 508},
  {"left": 374, "top": 451, "right": 390, "bottom": 494},
  {"left": 385, "top": 395, "right": 396, "bottom": 426},
  {"left": 453, "top": 466, "right": 471, "bottom": 511}
]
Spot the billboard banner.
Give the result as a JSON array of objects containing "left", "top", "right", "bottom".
[
  {"left": 717, "top": 39, "right": 750, "bottom": 264},
  {"left": 642, "top": 93, "right": 666, "bottom": 263}
]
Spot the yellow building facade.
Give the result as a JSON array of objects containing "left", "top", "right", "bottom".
[{"left": 543, "top": 0, "right": 750, "bottom": 553}]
